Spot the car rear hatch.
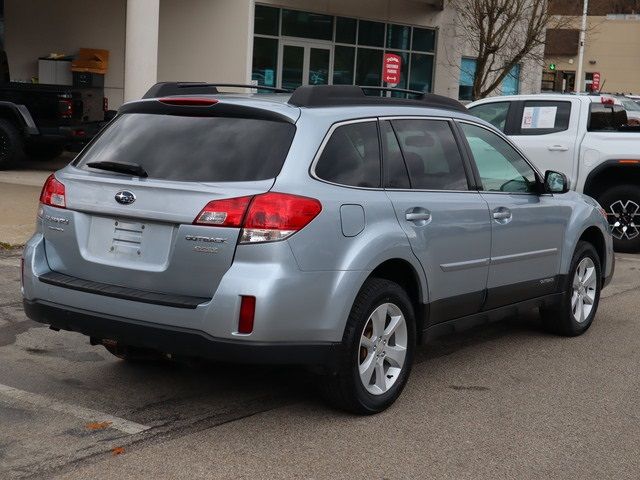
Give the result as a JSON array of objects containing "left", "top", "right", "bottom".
[{"left": 41, "top": 97, "right": 298, "bottom": 302}]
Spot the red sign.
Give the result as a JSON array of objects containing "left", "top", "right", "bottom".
[
  {"left": 592, "top": 72, "right": 601, "bottom": 91},
  {"left": 383, "top": 53, "right": 402, "bottom": 86}
]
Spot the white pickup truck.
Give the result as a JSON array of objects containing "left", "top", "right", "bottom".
[{"left": 467, "top": 94, "right": 640, "bottom": 253}]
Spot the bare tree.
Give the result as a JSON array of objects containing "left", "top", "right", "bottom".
[{"left": 451, "top": 0, "right": 559, "bottom": 99}]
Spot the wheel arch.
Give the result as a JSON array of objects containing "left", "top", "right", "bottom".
[
  {"left": 578, "top": 226, "right": 606, "bottom": 274},
  {"left": 366, "top": 257, "right": 428, "bottom": 343},
  {"left": 583, "top": 161, "right": 640, "bottom": 200}
]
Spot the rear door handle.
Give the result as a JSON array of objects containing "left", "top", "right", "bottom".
[
  {"left": 492, "top": 207, "right": 512, "bottom": 224},
  {"left": 405, "top": 207, "right": 431, "bottom": 224},
  {"left": 405, "top": 212, "right": 431, "bottom": 221},
  {"left": 547, "top": 145, "right": 569, "bottom": 151}
]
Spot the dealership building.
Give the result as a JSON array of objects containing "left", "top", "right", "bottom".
[{"left": 4, "top": 0, "right": 542, "bottom": 108}]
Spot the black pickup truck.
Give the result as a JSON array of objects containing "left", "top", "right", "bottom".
[{"left": 0, "top": 52, "right": 109, "bottom": 169}]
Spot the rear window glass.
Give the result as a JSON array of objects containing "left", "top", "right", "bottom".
[
  {"left": 516, "top": 101, "right": 571, "bottom": 135},
  {"left": 75, "top": 113, "right": 295, "bottom": 182},
  {"left": 588, "top": 103, "right": 629, "bottom": 131}
]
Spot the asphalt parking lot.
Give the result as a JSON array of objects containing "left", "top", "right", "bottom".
[{"left": 1, "top": 162, "right": 640, "bottom": 479}]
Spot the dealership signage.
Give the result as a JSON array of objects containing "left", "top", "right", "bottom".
[
  {"left": 383, "top": 53, "right": 402, "bottom": 86},
  {"left": 592, "top": 72, "right": 601, "bottom": 91}
]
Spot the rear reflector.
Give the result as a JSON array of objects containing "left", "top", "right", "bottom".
[
  {"left": 59, "top": 98, "right": 73, "bottom": 119},
  {"left": 619, "top": 159, "right": 640, "bottom": 164},
  {"left": 193, "top": 192, "right": 322, "bottom": 244},
  {"left": 238, "top": 296, "right": 256, "bottom": 334},
  {"left": 40, "top": 174, "right": 66, "bottom": 208},
  {"left": 158, "top": 97, "right": 219, "bottom": 106}
]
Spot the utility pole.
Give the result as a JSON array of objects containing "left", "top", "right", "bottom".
[{"left": 575, "top": 0, "right": 589, "bottom": 93}]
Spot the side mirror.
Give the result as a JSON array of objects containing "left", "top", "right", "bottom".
[{"left": 544, "top": 170, "right": 569, "bottom": 194}]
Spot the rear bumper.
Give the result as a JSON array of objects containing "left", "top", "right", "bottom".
[
  {"left": 34, "top": 122, "right": 104, "bottom": 149},
  {"left": 24, "top": 299, "right": 342, "bottom": 366}
]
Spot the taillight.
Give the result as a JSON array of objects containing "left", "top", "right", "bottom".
[
  {"left": 20, "top": 258, "right": 24, "bottom": 288},
  {"left": 59, "top": 98, "right": 73, "bottom": 119},
  {"left": 103, "top": 97, "right": 109, "bottom": 112},
  {"left": 193, "top": 192, "right": 322, "bottom": 243},
  {"left": 194, "top": 196, "right": 253, "bottom": 227},
  {"left": 241, "top": 192, "right": 322, "bottom": 243},
  {"left": 238, "top": 296, "right": 256, "bottom": 334},
  {"left": 40, "top": 174, "right": 66, "bottom": 208}
]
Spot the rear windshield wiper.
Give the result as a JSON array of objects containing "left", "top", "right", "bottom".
[{"left": 86, "top": 161, "right": 148, "bottom": 178}]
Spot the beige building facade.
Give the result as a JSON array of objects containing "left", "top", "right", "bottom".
[
  {"left": 545, "top": 0, "right": 640, "bottom": 94},
  {"left": 5, "top": 0, "right": 542, "bottom": 109}
]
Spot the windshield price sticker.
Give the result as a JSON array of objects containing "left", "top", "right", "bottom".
[{"left": 522, "top": 106, "right": 557, "bottom": 129}]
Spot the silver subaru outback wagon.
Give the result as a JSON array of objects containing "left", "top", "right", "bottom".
[{"left": 22, "top": 84, "right": 614, "bottom": 414}]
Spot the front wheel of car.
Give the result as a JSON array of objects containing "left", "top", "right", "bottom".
[
  {"left": 541, "top": 241, "right": 601, "bottom": 336},
  {"left": 319, "top": 278, "right": 416, "bottom": 414}
]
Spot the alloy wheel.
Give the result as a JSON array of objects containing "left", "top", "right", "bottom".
[
  {"left": 607, "top": 199, "right": 640, "bottom": 241},
  {"left": 358, "top": 302, "right": 408, "bottom": 395},
  {"left": 571, "top": 257, "right": 597, "bottom": 324}
]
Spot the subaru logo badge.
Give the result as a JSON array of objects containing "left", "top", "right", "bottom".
[{"left": 115, "top": 191, "right": 136, "bottom": 205}]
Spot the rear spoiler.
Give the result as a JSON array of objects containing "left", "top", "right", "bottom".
[
  {"left": 142, "top": 82, "right": 291, "bottom": 99},
  {"left": 119, "top": 97, "right": 296, "bottom": 124}
]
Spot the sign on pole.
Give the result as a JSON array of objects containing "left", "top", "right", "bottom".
[
  {"left": 592, "top": 72, "right": 601, "bottom": 91},
  {"left": 383, "top": 53, "right": 402, "bottom": 87}
]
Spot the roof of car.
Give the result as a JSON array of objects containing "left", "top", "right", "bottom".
[
  {"left": 468, "top": 93, "right": 610, "bottom": 106},
  {"left": 124, "top": 84, "right": 481, "bottom": 126}
]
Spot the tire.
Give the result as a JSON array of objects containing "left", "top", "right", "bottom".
[
  {"left": 0, "top": 118, "right": 25, "bottom": 170},
  {"left": 598, "top": 184, "right": 640, "bottom": 253},
  {"left": 541, "top": 241, "right": 601, "bottom": 337},
  {"left": 319, "top": 278, "right": 416, "bottom": 414},
  {"left": 26, "top": 143, "right": 64, "bottom": 161}
]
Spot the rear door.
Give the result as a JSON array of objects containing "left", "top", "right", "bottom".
[
  {"left": 507, "top": 99, "right": 578, "bottom": 181},
  {"left": 44, "top": 109, "right": 296, "bottom": 299},
  {"left": 457, "top": 120, "right": 571, "bottom": 309},
  {"left": 382, "top": 118, "right": 491, "bottom": 322}
]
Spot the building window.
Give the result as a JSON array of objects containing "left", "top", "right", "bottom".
[
  {"left": 502, "top": 64, "right": 520, "bottom": 95},
  {"left": 252, "top": 5, "right": 436, "bottom": 95},
  {"left": 281, "top": 9, "right": 334, "bottom": 41},
  {"left": 459, "top": 58, "right": 477, "bottom": 101},
  {"left": 254, "top": 5, "right": 279, "bottom": 36},
  {"left": 252, "top": 37, "right": 279, "bottom": 87}
]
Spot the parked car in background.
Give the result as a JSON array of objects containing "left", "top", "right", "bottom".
[
  {"left": 468, "top": 93, "right": 640, "bottom": 252},
  {"left": 23, "top": 84, "right": 614, "bottom": 414},
  {"left": 608, "top": 95, "right": 640, "bottom": 125},
  {"left": 626, "top": 94, "right": 640, "bottom": 106},
  {"left": 0, "top": 50, "right": 109, "bottom": 169}
]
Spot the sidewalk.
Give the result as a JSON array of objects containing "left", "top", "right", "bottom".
[{"left": 0, "top": 157, "right": 68, "bottom": 247}]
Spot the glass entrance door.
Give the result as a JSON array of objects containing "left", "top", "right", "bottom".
[{"left": 280, "top": 42, "right": 332, "bottom": 89}]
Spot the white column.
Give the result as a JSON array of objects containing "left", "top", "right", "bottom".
[{"left": 124, "top": 0, "right": 160, "bottom": 102}]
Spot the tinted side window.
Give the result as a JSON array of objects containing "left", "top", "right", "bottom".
[
  {"left": 380, "top": 121, "right": 410, "bottom": 189},
  {"left": 516, "top": 101, "right": 571, "bottom": 135},
  {"left": 315, "top": 121, "right": 381, "bottom": 187},
  {"left": 460, "top": 122, "right": 537, "bottom": 193},
  {"left": 468, "top": 102, "right": 510, "bottom": 132},
  {"left": 588, "top": 103, "right": 628, "bottom": 131},
  {"left": 391, "top": 119, "right": 469, "bottom": 191}
]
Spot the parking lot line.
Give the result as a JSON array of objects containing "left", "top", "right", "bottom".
[{"left": 0, "top": 383, "right": 150, "bottom": 434}]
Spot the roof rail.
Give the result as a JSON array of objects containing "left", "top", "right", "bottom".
[
  {"left": 287, "top": 85, "right": 467, "bottom": 112},
  {"left": 142, "top": 82, "right": 291, "bottom": 99}
]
